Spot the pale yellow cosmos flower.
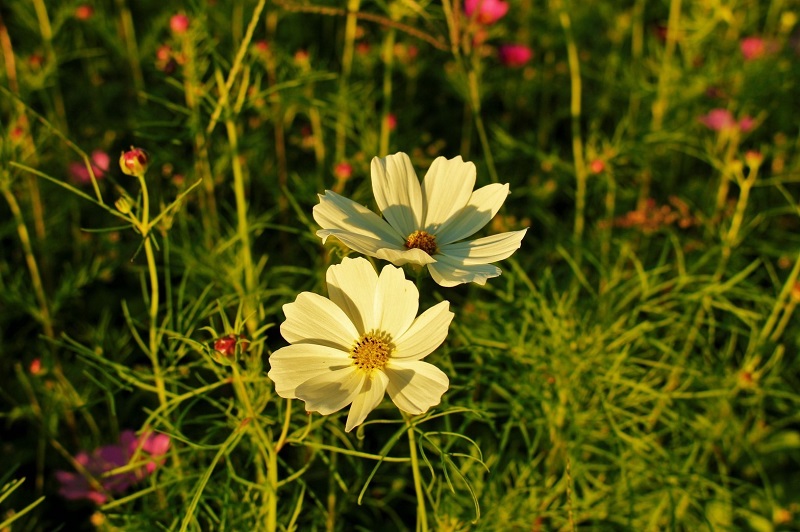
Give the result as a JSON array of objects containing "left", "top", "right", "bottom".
[
  {"left": 313, "top": 152, "right": 527, "bottom": 287},
  {"left": 268, "top": 257, "right": 453, "bottom": 432}
]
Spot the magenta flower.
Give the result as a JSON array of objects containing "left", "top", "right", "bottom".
[
  {"left": 498, "top": 44, "right": 533, "bottom": 67},
  {"left": 69, "top": 150, "right": 110, "bottom": 185},
  {"left": 698, "top": 109, "right": 736, "bottom": 131},
  {"left": 464, "top": 0, "right": 509, "bottom": 25},
  {"left": 56, "top": 430, "right": 170, "bottom": 504},
  {"left": 740, "top": 36, "right": 778, "bottom": 61},
  {"left": 698, "top": 109, "right": 755, "bottom": 133},
  {"left": 170, "top": 14, "right": 190, "bottom": 34}
]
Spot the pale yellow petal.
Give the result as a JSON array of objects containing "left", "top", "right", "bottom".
[
  {"left": 295, "top": 367, "right": 365, "bottom": 415},
  {"left": 345, "top": 371, "right": 389, "bottom": 432},
  {"left": 281, "top": 292, "right": 358, "bottom": 350},
  {"left": 385, "top": 360, "right": 449, "bottom": 415},
  {"left": 268, "top": 344, "right": 352, "bottom": 399},
  {"left": 393, "top": 301, "right": 453, "bottom": 361},
  {"left": 371, "top": 153, "right": 423, "bottom": 236},
  {"left": 374, "top": 264, "right": 419, "bottom": 339},
  {"left": 326, "top": 257, "right": 379, "bottom": 334},
  {"left": 421, "top": 156, "right": 476, "bottom": 231}
]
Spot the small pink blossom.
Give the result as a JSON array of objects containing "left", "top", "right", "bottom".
[
  {"left": 385, "top": 113, "right": 397, "bottom": 131},
  {"left": 56, "top": 430, "right": 170, "bottom": 504},
  {"left": 69, "top": 150, "right": 110, "bottom": 185},
  {"left": 498, "top": 44, "right": 533, "bottom": 67},
  {"left": 740, "top": 36, "right": 778, "bottom": 61},
  {"left": 75, "top": 5, "right": 94, "bottom": 20},
  {"left": 698, "top": 109, "right": 755, "bottom": 133},
  {"left": 170, "top": 14, "right": 190, "bottom": 34},
  {"left": 738, "top": 115, "right": 755, "bottom": 132},
  {"left": 698, "top": 109, "right": 735, "bottom": 131},
  {"left": 334, "top": 162, "right": 353, "bottom": 181},
  {"left": 464, "top": 0, "right": 509, "bottom": 25},
  {"left": 589, "top": 159, "right": 606, "bottom": 174}
]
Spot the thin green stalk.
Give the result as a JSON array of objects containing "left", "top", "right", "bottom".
[
  {"left": 405, "top": 414, "right": 428, "bottom": 532},
  {"left": 231, "top": 364, "right": 277, "bottom": 531},
  {"left": 31, "top": 0, "right": 68, "bottom": 133},
  {"left": 136, "top": 174, "right": 168, "bottom": 407},
  {"left": 379, "top": 27, "right": 396, "bottom": 156},
  {"left": 224, "top": 118, "right": 259, "bottom": 337},
  {"left": 558, "top": 6, "right": 587, "bottom": 264},
  {"left": 642, "top": 0, "right": 681, "bottom": 208},
  {"left": 468, "top": 69, "right": 499, "bottom": 183},
  {"left": 2, "top": 186, "right": 53, "bottom": 338},
  {"left": 760, "top": 252, "right": 800, "bottom": 343},
  {"left": 335, "top": 0, "right": 361, "bottom": 162},
  {"left": 114, "top": 0, "right": 144, "bottom": 98}
]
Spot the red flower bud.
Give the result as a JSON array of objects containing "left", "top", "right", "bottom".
[{"left": 119, "top": 147, "right": 149, "bottom": 176}]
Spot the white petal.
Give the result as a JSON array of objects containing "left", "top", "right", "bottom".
[
  {"left": 268, "top": 344, "right": 352, "bottom": 399},
  {"left": 295, "top": 367, "right": 365, "bottom": 415},
  {"left": 435, "top": 183, "right": 510, "bottom": 245},
  {"left": 385, "top": 360, "right": 449, "bottom": 415},
  {"left": 421, "top": 156, "right": 476, "bottom": 231},
  {"left": 374, "top": 264, "right": 418, "bottom": 339},
  {"left": 314, "top": 190, "right": 404, "bottom": 245},
  {"left": 371, "top": 153, "right": 423, "bottom": 236},
  {"left": 438, "top": 229, "right": 527, "bottom": 265},
  {"left": 317, "top": 229, "right": 406, "bottom": 261},
  {"left": 326, "top": 257, "right": 378, "bottom": 334},
  {"left": 281, "top": 293, "right": 358, "bottom": 350},
  {"left": 427, "top": 255, "right": 502, "bottom": 287},
  {"left": 393, "top": 301, "right": 453, "bottom": 361},
  {"left": 375, "top": 246, "right": 437, "bottom": 266},
  {"left": 345, "top": 371, "right": 389, "bottom": 432}
]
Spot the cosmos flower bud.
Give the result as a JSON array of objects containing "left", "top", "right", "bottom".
[
  {"left": 119, "top": 147, "right": 149, "bottom": 176},
  {"left": 214, "top": 334, "right": 250, "bottom": 358},
  {"left": 115, "top": 197, "right": 132, "bottom": 214}
]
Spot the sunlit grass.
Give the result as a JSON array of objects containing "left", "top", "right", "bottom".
[{"left": 1, "top": 0, "right": 799, "bottom": 530}]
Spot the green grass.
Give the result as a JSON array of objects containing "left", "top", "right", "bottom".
[{"left": 2, "top": 0, "right": 800, "bottom": 530}]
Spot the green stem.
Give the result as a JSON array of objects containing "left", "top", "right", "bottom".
[
  {"left": 137, "top": 175, "right": 167, "bottom": 407},
  {"left": 379, "top": 27, "right": 396, "bottom": 156},
  {"left": 405, "top": 414, "right": 428, "bottom": 532},
  {"left": 559, "top": 7, "right": 587, "bottom": 265},
  {"left": 3, "top": 186, "right": 53, "bottom": 338},
  {"left": 224, "top": 118, "right": 258, "bottom": 336},
  {"left": 335, "top": 0, "right": 361, "bottom": 162},
  {"left": 114, "top": 0, "right": 144, "bottom": 98}
]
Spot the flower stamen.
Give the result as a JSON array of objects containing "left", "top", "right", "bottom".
[
  {"left": 351, "top": 330, "right": 394, "bottom": 372},
  {"left": 405, "top": 230, "right": 438, "bottom": 256}
]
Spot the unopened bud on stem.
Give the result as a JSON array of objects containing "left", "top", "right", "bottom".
[{"left": 119, "top": 147, "right": 149, "bottom": 176}]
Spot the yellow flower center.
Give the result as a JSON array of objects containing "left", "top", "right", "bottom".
[
  {"left": 404, "top": 230, "right": 438, "bottom": 255},
  {"left": 351, "top": 330, "right": 394, "bottom": 372}
]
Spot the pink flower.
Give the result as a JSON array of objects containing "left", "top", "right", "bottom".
[
  {"left": 69, "top": 150, "right": 110, "bottom": 185},
  {"left": 738, "top": 115, "right": 755, "bottom": 132},
  {"left": 334, "top": 162, "right": 353, "bottom": 181},
  {"left": 75, "top": 5, "right": 94, "bottom": 20},
  {"left": 170, "top": 14, "right": 190, "bottom": 34},
  {"left": 498, "top": 44, "right": 533, "bottom": 67},
  {"left": 698, "top": 109, "right": 736, "bottom": 131},
  {"left": 740, "top": 36, "right": 778, "bottom": 61},
  {"left": 698, "top": 109, "right": 755, "bottom": 133},
  {"left": 464, "top": 0, "right": 509, "bottom": 25},
  {"left": 56, "top": 430, "right": 170, "bottom": 504},
  {"left": 589, "top": 159, "right": 606, "bottom": 174},
  {"left": 385, "top": 113, "right": 397, "bottom": 131}
]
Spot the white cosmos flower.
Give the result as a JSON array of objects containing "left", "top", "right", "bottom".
[
  {"left": 267, "top": 257, "right": 453, "bottom": 432},
  {"left": 313, "top": 152, "right": 527, "bottom": 287}
]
